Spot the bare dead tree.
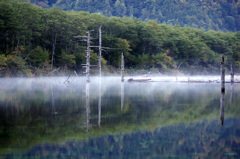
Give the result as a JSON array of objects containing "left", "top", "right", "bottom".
[{"left": 121, "top": 53, "right": 125, "bottom": 82}]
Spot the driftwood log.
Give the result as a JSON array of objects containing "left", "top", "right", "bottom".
[{"left": 128, "top": 78, "right": 151, "bottom": 82}]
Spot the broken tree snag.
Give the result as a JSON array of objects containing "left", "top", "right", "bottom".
[
  {"left": 230, "top": 64, "right": 234, "bottom": 84},
  {"left": 63, "top": 75, "right": 70, "bottom": 84},
  {"left": 121, "top": 53, "right": 124, "bottom": 82},
  {"left": 74, "top": 71, "right": 79, "bottom": 77},
  {"left": 221, "top": 55, "right": 225, "bottom": 93},
  {"left": 45, "top": 67, "right": 60, "bottom": 76}
]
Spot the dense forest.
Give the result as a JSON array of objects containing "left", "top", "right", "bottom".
[
  {"left": 25, "top": 0, "right": 240, "bottom": 32},
  {"left": 0, "top": 0, "right": 240, "bottom": 76}
]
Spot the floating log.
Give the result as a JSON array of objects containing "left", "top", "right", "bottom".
[{"left": 128, "top": 78, "right": 151, "bottom": 82}]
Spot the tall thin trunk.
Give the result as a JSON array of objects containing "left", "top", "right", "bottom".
[
  {"left": 121, "top": 52, "right": 124, "bottom": 82},
  {"left": 98, "top": 26, "right": 102, "bottom": 77},
  {"left": 86, "top": 31, "right": 91, "bottom": 82},
  {"left": 51, "top": 33, "right": 57, "bottom": 69}
]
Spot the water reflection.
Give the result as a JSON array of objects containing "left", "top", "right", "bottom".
[
  {"left": 0, "top": 77, "right": 240, "bottom": 157},
  {"left": 2, "top": 118, "right": 239, "bottom": 159},
  {"left": 98, "top": 78, "right": 102, "bottom": 127},
  {"left": 231, "top": 83, "right": 234, "bottom": 103},
  {"left": 121, "top": 81, "right": 124, "bottom": 111},
  {"left": 85, "top": 82, "right": 90, "bottom": 132},
  {"left": 51, "top": 85, "right": 56, "bottom": 115},
  {"left": 220, "top": 89, "right": 225, "bottom": 126}
]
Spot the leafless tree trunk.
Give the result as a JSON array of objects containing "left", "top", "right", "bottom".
[
  {"left": 121, "top": 53, "right": 124, "bottom": 82},
  {"left": 98, "top": 26, "right": 102, "bottom": 77},
  {"left": 51, "top": 33, "right": 57, "bottom": 69},
  {"left": 86, "top": 31, "right": 91, "bottom": 82}
]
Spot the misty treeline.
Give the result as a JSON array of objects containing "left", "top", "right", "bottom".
[
  {"left": 1, "top": 0, "right": 240, "bottom": 76},
  {"left": 24, "top": 0, "right": 240, "bottom": 32}
]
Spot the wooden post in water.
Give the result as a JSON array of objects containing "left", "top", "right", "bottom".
[
  {"left": 230, "top": 64, "right": 234, "bottom": 84},
  {"left": 221, "top": 55, "right": 225, "bottom": 93},
  {"left": 220, "top": 55, "right": 225, "bottom": 126},
  {"left": 121, "top": 53, "right": 124, "bottom": 82}
]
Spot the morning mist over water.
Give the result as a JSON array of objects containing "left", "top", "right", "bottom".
[{"left": 0, "top": 76, "right": 240, "bottom": 158}]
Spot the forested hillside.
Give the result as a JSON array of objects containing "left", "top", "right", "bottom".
[
  {"left": 0, "top": 1, "right": 240, "bottom": 76},
  {"left": 24, "top": 0, "right": 240, "bottom": 32}
]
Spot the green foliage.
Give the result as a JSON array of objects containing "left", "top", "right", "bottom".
[
  {"left": 1, "top": 0, "right": 240, "bottom": 76},
  {"left": 28, "top": 46, "right": 49, "bottom": 67},
  {"left": 60, "top": 53, "right": 76, "bottom": 68},
  {"left": 29, "top": 0, "right": 240, "bottom": 32},
  {"left": 5, "top": 48, "right": 32, "bottom": 76},
  {"left": 0, "top": 54, "right": 7, "bottom": 68}
]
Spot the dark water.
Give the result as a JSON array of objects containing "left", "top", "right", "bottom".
[{"left": 0, "top": 77, "right": 240, "bottom": 158}]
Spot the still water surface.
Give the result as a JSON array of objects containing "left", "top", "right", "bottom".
[{"left": 0, "top": 77, "right": 240, "bottom": 158}]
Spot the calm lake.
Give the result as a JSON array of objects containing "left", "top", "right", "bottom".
[{"left": 0, "top": 76, "right": 240, "bottom": 158}]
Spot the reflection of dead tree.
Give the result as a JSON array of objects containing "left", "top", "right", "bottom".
[
  {"left": 98, "top": 79, "right": 102, "bottom": 127},
  {"left": 121, "top": 82, "right": 124, "bottom": 111},
  {"left": 85, "top": 83, "right": 90, "bottom": 132},
  {"left": 230, "top": 84, "right": 234, "bottom": 103},
  {"left": 51, "top": 85, "right": 57, "bottom": 115},
  {"left": 220, "top": 89, "right": 225, "bottom": 126}
]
